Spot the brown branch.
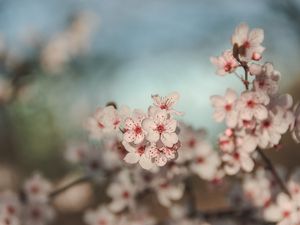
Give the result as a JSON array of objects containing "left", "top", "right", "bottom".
[
  {"left": 257, "top": 148, "right": 291, "bottom": 197},
  {"left": 49, "top": 176, "right": 90, "bottom": 199}
]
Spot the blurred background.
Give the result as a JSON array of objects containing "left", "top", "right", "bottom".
[{"left": 1, "top": 0, "right": 300, "bottom": 223}]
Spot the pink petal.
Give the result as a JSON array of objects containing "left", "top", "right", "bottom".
[
  {"left": 125, "top": 118, "right": 135, "bottom": 130},
  {"left": 123, "top": 130, "right": 136, "bottom": 143},
  {"left": 155, "top": 155, "right": 167, "bottom": 167},
  {"left": 139, "top": 154, "right": 154, "bottom": 170},
  {"left": 124, "top": 153, "right": 139, "bottom": 164},
  {"left": 164, "top": 119, "right": 177, "bottom": 133},
  {"left": 161, "top": 132, "right": 178, "bottom": 147}
]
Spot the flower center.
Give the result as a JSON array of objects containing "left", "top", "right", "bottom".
[
  {"left": 246, "top": 100, "right": 255, "bottom": 108},
  {"left": 134, "top": 126, "right": 142, "bottom": 135},
  {"left": 122, "top": 191, "right": 130, "bottom": 199},
  {"left": 157, "top": 124, "right": 165, "bottom": 133},
  {"left": 98, "top": 219, "right": 107, "bottom": 225},
  {"left": 243, "top": 41, "right": 250, "bottom": 49},
  {"left": 262, "top": 120, "right": 271, "bottom": 128},
  {"left": 188, "top": 138, "right": 196, "bottom": 148},
  {"left": 160, "top": 104, "right": 168, "bottom": 110},
  {"left": 224, "top": 63, "right": 232, "bottom": 72},
  {"left": 282, "top": 210, "right": 290, "bottom": 218},
  {"left": 233, "top": 152, "right": 240, "bottom": 160},
  {"left": 196, "top": 157, "right": 205, "bottom": 164},
  {"left": 137, "top": 145, "right": 145, "bottom": 156},
  {"left": 224, "top": 104, "right": 232, "bottom": 111},
  {"left": 30, "top": 185, "right": 40, "bottom": 194}
]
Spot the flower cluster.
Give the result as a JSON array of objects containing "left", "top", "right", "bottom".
[
  {"left": 0, "top": 173, "right": 55, "bottom": 225},
  {"left": 211, "top": 23, "right": 297, "bottom": 175}
]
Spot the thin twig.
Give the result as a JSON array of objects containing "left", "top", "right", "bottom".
[
  {"left": 257, "top": 148, "right": 291, "bottom": 197},
  {"left": 49, "top": 176, "right": 90, "bottom": 199}
]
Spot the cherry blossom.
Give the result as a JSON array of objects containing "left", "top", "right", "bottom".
[
  {"left": 85, "top": 105, "right": 129, "bottom": 140},
  {"left": 210, "top": 88, "right": 239, "bottom": 128},
  {"left": 142, "top": 109, "right": 178, "bottom": 147},
  {"left": 236, "top": 91, "right": 269, "bottom": 121},
  {"left": 231, "top": 23, "right": 265, "bottom": 61},
  {"left": 0, "top": 191, "right": 21, "bottom": 218},
  {"left": 22, "top": 203, "right": 55, "bottom": 225},
  {"left": 23, "top": 173, "right": 52, "bottom": 203},
  {"left": 122, "top": 141, "right": 154, "bottom": 170},
  {"left": 222, "top": 147, "right": 254, "bottom": 175},
  {"left": 84, "top": 205, "right": 116, "bottom": 225},
  {"left": 64, "top": 141, "right": 89, "bottom": 164},
  {"left": 107, "top": 170, "right": 137, "bottom": 212},
  {"left": 153, "top": 179, "right": 184, "bottom": 207},
  {"left": 251, "top": 62, "right": 280, "bottom": 95},
  {"left": 210, "top": 50, "right": 239, "bottom": 75},
  {"left": 0, "top": 213, "right": 20, "bottom": 225},
  {"left": 123, "top": 110, "right": 146, "bottom": 144},
  {"left": 263, "top": 193, "right": 300, "bottom": 225},
  {"left": 151, "top": 91, "right": 181, "bottom": 115},
  {"left": 242, "top": 168, "right": 272, "bottom": 208},
  {"left": 256, "top": 110, "right": 290, "bottom": 148},
  {"left": 190, "top": 141, "right": 221, "bottom": 180},
  {"left": 146, "top": 142, "right": 179, "bottom": 167},
  {"left": 176, "top": 123, "right": 206, "bottom": 163}
]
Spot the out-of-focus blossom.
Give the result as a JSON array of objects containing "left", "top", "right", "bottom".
[
  {"left": 190, "top": 141, "right": 221, "bottom": 180},
  {"left": 107, "top": 170, "right": 136, "bottom": 212},
  {"left": 153, "top": 179, "right": 184, "bottom": 207},
  {"left": 84, "top": 205, "right": 116, "bottom": 225},
  {"left": 210, "top": 50, "right": 239, "bottom": 75},
  {"left": 210, "top": 88, "right": 239, "bottom": 128},
  {"left": 23, "top": 173, "right": 52, "bottom": 203},
  {"left": 231, "top": 23, "right": 265, "bottom": 61}
]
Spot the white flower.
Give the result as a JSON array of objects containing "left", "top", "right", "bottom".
[
  {"left": 85, "top": 106, "right": 125, "bottom": 140},
  {"left": 84, "top": 205, "right": 116, "bottom": 225},
  {"left": 242, "top": 169, "right": 272, "bottom": 208},
  {"left": 263, "top": 193, "right": 300, "bottom": 225},
  {"left": 107, "top": 170, "right": 136, "bottom": 213},
  {"left": 256, "top": 110, "right": 289, "bottom": 149},
  {"left": 153, "top": 179, "right": 184, "bottom": 207},
  {"left": 142, "top": 109, "right": 178, "bottom": 147},
  {"left": 146, "top": 142, "right": 179, "bottom": 167},
  {"left": 231, "top": 23, "right": 265, "bottom": 61},
  {"left": 236, "top": 91, "right": 269, "bottom": 121},
  {"left": 23, "top": 203, "right": 55, "bottom": 225},
  {"left": 122, "top": 141, "right": 153, "bottom": 170},
  {"left": 252, "top": 62, "right": 280, "bottom": 95},
  {"left": 0, "top": 213, "right": 20, "bottom": 225},
  {"left": 177, "top": 123, "right": 206, "bottom": 163},
  {"left": 82, "top": 148, "right": 104, "bottom": 179},
  {"left": 64, "top": 141, "right": 89, "bottom": 164},
  {"left": 222, "top": 148, "right": 254, "bottom": 175},
  {"left": 210, "top": 50, "right": 239, "bottom": 75},
  {"left": 123, "top": 110, "right": 146, "bottom": 144},
  {"left": 190, "top": 141, "right": 221, "bottom": 180},
  {"left": 0, "top": 191, "right": 21, "bottom": 218},
  {"left": 151, "top": 92, "right": 181, "bottom": 115},
  {"left": 23, "top": 173, "right": 52, "bottom": 204},
  {"left": 210, "top": 88, "right": 239, "bottom": 128}
]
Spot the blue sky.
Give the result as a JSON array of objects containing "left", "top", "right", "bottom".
[{"left": 1, "top": 0, "right": 300, "bottom": 135}]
